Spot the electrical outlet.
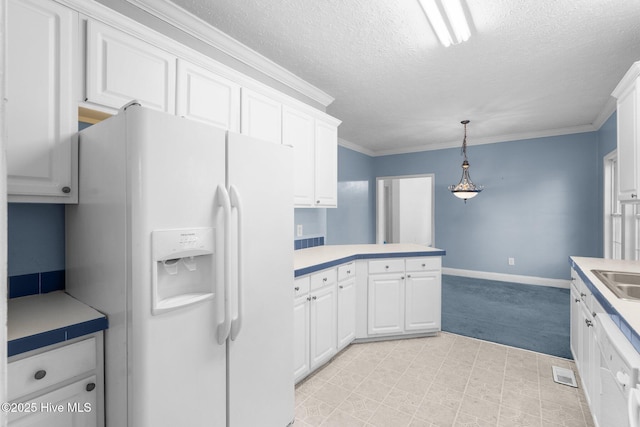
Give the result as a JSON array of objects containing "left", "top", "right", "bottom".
[
  {"left": 296, "top": 225, "right": 303, "bottom": 237},
  {"left": 508, "top": 257, "right": 515, "bottom": 266}
]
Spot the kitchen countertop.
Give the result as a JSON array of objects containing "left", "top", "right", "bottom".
[
  {"left": 570, "top": 256, "right": 640, "bottom": 353},
  {"left": 294, "top": 243, "right": 445, "bottom": 277},
  {"left": 8, "top": 291, "right": 108, "bottom": 357}
]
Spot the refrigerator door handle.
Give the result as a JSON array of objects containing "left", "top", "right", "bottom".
[
  {"left": 229, "top": 185, "right": 244, "bottom": 341},
  {"left": 216, "top": 185, "right": 232, "bottom": 345}
]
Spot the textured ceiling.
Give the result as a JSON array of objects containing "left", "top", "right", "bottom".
[{"left": 168, "top": 0, "right": 640, "bottom": 154}]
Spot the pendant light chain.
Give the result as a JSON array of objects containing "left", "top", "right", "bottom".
[{"left": 448, "top": 119, "right": 483, "bottom": 202}]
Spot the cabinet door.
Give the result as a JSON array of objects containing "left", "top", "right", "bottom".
[
  {"left": 617, "top": 83, "right": 639, "bottom": 201},
  {"left": 9, "top": 376, "right": 98, "bottom": 426},
  {"left": 309, "top": 285, "right": 337, "bottom": 370},
  {"left": 368, "top": 274, "right": 404, "bottom": 335},
  {"left": 293, "top": 295, "right": 310, "bottom": 383},
  {"left": 86, "top": 20, "right": 176, "bottom": 112},
  {"left": 241, "top": 89, "right": 282, "bottom": 144},
  {"left": 569, "top": 285, "right": 581, "bottom": 363},
  {"left": 314, "top": 119, "right": 338, "bottom": 207},
  {"left": 7, "top": 0, "right": 77, "bottom": 202},
  {"left": 404, "top": 271, "right": 441, "bottom": 332},
  {"left": 337, "top": 277, "right": 356, "bottom": 350},
  {"left": 579, "top": 303, "right": 594, "bottom": 395},
  {"left": 176, "top": 60, "right": 240, "bottom": 131},
  {"left": 283, "top": 106, "right": 315, "bottom": 206}
]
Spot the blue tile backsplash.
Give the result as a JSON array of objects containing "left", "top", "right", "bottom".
[
  {"left": 295, "top": 236, "right": 325, "bottom": 250},
  {"left": 8, "top": 269, "right": 65, "bottom": 299}
]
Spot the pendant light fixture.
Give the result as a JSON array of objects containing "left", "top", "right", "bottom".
[{"left": 448, "top": 120, "right": 483, "bottom": 202}]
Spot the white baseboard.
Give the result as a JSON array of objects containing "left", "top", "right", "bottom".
[{"left": 442, "top": 268, "right": 571, "bottom": 289}]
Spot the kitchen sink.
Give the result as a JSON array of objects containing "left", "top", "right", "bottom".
[{"left": 591, "top": 270, "right": 640, "bottom": 301}]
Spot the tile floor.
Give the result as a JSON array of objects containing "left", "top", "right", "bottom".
[{"left": 294, "top": 332, "right": 594, "bottom": 427}]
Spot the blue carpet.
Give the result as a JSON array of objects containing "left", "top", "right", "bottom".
[{"left": 442, "top": 274, "right": 572, "bottom": 359}]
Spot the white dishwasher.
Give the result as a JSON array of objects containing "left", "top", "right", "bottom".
[{"left": 596, "top": 313, "right": 640, "bottom": 427}]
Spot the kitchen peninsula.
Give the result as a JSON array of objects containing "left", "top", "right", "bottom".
[{"left": 293, "top": 244, "right": 445, "bottom": 382}]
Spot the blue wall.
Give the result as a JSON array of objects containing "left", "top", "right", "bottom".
[
  {"left": 326, "top": 146, "right": 376, "bottom": 244},
  {"left": 7, "top": 119, "right": 617, "bottom": 290},
  {"left": 374, "top": 132, "right": 600, "bottom": 280},
  {"left": 8, "top": 204, "right": 65, "bottom": 276}
]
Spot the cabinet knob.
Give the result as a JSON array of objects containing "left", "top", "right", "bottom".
[
  {"left": 86, "top": 382, "right": 96, "bottom": 392},
  {"left": 339, "top": 285, "right": 344, "bottom": 289},
  {"left": 580, "top": 293, "right": 587, "bottom": 298},
  {"left": 306, "top": 296, "right": 311, "bottom": 301},
  {"left": 585, "top": 319, "right": 593, "bottom": 327},
  {"left": 385, "top": 265, "right": 389, "bottom": 269},
  {"left": 312, "top": 296, "right": 317, "bottom": 300},
  {"left": 294, "top": 286, "right": 300, "bottom": 291},
  {"left": 61, "top": 186, "right": 71, "bottom": 194},
  {"left": 347, "top": 270, "right": 351, "bottom": 274},
  {"left": 401, "top": 276, "right": 405, "bottom": 280},
  {"left": 34, "top": 370, "right": 47, "bottom": 380},
  {"left": 421, "top": 263, "right": 426, "bottom": 267},
  {"left": 574, "top": 298, "right": 580, "bottom": 303},
  {"left": 316, "top": 200, "right": 320, "bottom": 204},
  {"left": 323, "top": 277, "right": 327, "bottom": 282},
  {"left": 632, "top": 194, "right": 638, "bottom": 199},
  {"left": 407, "top": 274, "right": 411, "bottom": 278}
]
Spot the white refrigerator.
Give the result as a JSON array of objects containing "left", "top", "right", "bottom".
[{"left": 66, "top": 105, "right": 294, "bottom": 427}]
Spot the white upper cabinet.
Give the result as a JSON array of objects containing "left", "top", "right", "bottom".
[
  {"left": 283, "top": 109, "right": 339, "bottom": 208},
  {"left": 314, "top": 119, "right": 338, "bottom": 207},
  {"left": 7, "top": 0, "right": 78, "bottom": 203},
  {"left": 241, "top": 88, "right": 282, "bottom": 144},
  {"left": 176, "top": 59, "right": 240, "bottom": 131},
  {"left": 283, "top": 106, "right": 315, "bottom": 206},
  {"left": 86, "top": 20, "right": 176, "bottom": 112},
  {"left": 612, "top": 62, "right": 640, "bottom": 202}
]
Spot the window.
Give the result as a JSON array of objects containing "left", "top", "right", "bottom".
[{"left": 604, "top": 150, "right": 640, "bottom": 260}]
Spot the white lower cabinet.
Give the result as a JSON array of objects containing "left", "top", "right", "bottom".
[
  {"left": 405, "top": 270, "right": 441, "bottom": 332},
  {"left": 293, "top": 256, "right": 442, "bottom": 382},
  {"left": 309, "top": 283, "right": 337, "bottom": 369},
  {"left": 367, "top": 257, "right": 441, "bottom": 337},
  {"left": 8, "top": 334, "right": 104, "bottom": 427},
  {"left": 293, "top": 266, "right": 346, "bottom": 383},
  {"left": 569, "top": 267, "right": 604, "bottom": 419},
  {"left": 9, "top": 377, "right": 97, "bottom": 427},
  {"left": 337, "top": 263, "right": 356, "bottom": 350},
  {"left": 293, "top": 277, "right": 311, "bottom": 383},
  {"left": 368, "top": 273, "right": 405, "bottom": 336}
]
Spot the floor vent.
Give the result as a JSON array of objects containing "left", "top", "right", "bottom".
[{"left": 552, "top": 366, "right": 578, "bottom": 388}]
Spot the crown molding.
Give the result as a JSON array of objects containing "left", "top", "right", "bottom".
[
  {"left": 369, "top": 124, "right": 598, "bottom": 157},
  {"left": 612, "top": 61, "right": 640, "bottom": 98},
  {"left": 338, "top": 138, "right": 376, "bottom": 157},
  {"left": 125, "top": 0, "right": 335, "bottom": 107},
  {"left": 592, "top": 96, "right": 616, "bottom": 130}
]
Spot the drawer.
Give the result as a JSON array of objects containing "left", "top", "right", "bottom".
[
  {"left": 405, "top": 257, "right": 441, "bottom": 272},
  {"left": 338, "top": 262, "right": 355, "bottom": 281},
  {"left": 310, "top": 268, "right": 337, "bottom": 291},
  {"left": 8, "top": 337, "right": 97, "bottom": 400},
  {"left": 368, "top": 259, "right": 404, "bottom": 274},
  {"left": 294, "top": 276, "right": 310, "bottom": 298}
]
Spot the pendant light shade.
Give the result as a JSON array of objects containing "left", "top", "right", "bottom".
[{"left": 448, "top": 120, "right": 483, "bottom": 202}]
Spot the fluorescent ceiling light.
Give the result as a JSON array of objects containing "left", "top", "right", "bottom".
[{"left": 418, "top": 0, "right": 471, "bottom": 47}]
